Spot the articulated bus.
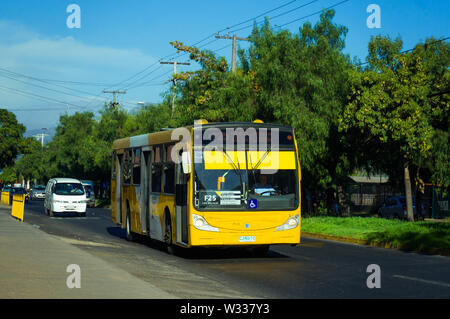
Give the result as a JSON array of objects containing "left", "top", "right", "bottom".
[{"left": 111, "top": 120, "right": 301, "bottom": 254}]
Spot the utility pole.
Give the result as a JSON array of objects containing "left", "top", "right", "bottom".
[
  {"left": 33, "top": 128, "right": 48, "bottom": 150},
  {"left": 160, "top": 61, "right": 190, "bottom": 116},
  {"left": 103, "top": 90, "right": 127, "bottom": 108},
  {"left": 215, "top": 33, "right": 250, "bottom": 72}
]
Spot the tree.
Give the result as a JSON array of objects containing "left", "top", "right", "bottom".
[
  {"left": 169, "top": 41, "right": 257, "bottom": 126},
  {"left": 0, "top": 109, "right": 26, "bottom": 169},
  {"left": 124, "top": 102, "right": 173, "bottom": 135},
  {"left": 244, "top": 11, "right": 354, "bottom": 190},
  {"left": 14, "top": 139, "right": 44, "bottom": 183},
  {"left": 48, "top": 111, "right": 98, "bottom": 180},
  {"left": 340, "top": 35, "right": 449, "bottom": 221}
]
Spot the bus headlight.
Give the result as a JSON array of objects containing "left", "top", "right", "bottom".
[
  {"left": 192, "top": 214, "right": 219, "bottom": 232},
  {"left": 276, "top": 214, "right": 299, "bottom": 231}
]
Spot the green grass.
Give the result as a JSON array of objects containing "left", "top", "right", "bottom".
[{"left": 302, "top": 216, "right": 450, "bottom": 255}]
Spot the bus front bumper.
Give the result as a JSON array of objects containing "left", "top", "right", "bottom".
[{"left": 189, "top": 227, "right": 301, "bottom": 247}]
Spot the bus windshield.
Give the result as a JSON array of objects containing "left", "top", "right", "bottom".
[{"left": 193, "top": 149, "right": 298, "bottom": 210}]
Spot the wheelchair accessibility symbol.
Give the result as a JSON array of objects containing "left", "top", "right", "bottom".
[{"left": 248, "top": 199, "right": 258, "bottom": 209}]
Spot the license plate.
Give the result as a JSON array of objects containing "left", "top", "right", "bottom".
[
  {"left": 239, "top": 236, "right": 255, "bottom": 243},
  {"left": 66, "top": 206, "right": 75, "bottom": 210}
]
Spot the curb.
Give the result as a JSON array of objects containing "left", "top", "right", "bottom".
[
  {"left": 302, "top": 232, "right": 368, "bottom": 245},
  {"left": 302, "top": 232, "right": 450, "bottom": 257}
]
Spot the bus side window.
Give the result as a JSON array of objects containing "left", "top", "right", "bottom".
[
  {"left": 163, "top": 144, "right": 175, "bottom": 194},
  {"left": 151, "top": 146, "right": 162, "bottom": 193},
  {"left": 133, "top": 148, "right": 141, "bottom": 185},
  {"left": 123, "top": 149, "right": 132, "bottom": 185}
]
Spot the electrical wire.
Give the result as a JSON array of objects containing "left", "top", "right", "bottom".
[{"left": 110, "top": 0, "right": 311, "bottom": 90}]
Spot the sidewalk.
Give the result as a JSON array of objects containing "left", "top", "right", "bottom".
[{"left": 0, "top": 205, "right": 176, "bottom": 299}]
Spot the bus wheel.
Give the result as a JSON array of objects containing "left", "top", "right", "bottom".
[
  {"left": 126, "top": 208, "right": 135, "bottom": 242},
  {"left": 164, "top": 217, "right": 175, "bottom": 255}
]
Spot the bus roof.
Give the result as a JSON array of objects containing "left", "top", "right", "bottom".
[
  {"left": 112, "top": 129, "right": 181, "bottom": 150},
  {"left": 112, "top": 122, "right": 293, "bottom": 150}
]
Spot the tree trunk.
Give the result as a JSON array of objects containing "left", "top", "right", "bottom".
[{"left": 403, "top": 158, "right": 415, "bottom": 222}]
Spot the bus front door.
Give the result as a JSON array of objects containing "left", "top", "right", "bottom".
[
  {"left": 175, "top": 163, "right": 188, "bottom": 245},
  {"left": 115, "top": 154, "right": 123, "bottom": 224}
]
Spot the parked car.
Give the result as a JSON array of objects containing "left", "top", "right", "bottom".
[
  {"left": 378, "top": 196, "right": 426, "bottom": 220},
  {"left": 81, "top": 181, "right": 95, "bottom": 208},
  {"left": 44, "top": 178, "right": 87, "bottom": 217},
  {"left": 9, "top": 187, "right": 29, "bottom": 204},
  {"left": 31, "top": 185, "right": 46, "bottom": 200},
  {"left": 1, "top": 185, "right": 12, "bottom": 192}
]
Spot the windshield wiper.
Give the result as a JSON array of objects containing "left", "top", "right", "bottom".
[{"left": 222, "top": 151, "right": 245, "bottom": 198}]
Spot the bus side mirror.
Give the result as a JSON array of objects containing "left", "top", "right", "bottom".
[{"left": 181, "top": 151, "right": 191, "bottom": 174}]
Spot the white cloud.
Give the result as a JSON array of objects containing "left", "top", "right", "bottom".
[{"left": 0, "top": 20, "right": 160, "bottom": 130}]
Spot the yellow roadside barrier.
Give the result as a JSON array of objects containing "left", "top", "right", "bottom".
[
  {"left": 1, "top": 191, "right": 10, "bottom": 205},
  {"left": 11, "top": 193, "right": 25, "bottom": 222}
]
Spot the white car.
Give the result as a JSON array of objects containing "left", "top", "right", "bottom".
[{"left": 44, "top": 178, "right": 87, "bottom": 217}]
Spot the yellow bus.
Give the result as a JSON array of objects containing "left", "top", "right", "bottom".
[{"left": 111, "top": 120, "right": 301, "bottom": 254}]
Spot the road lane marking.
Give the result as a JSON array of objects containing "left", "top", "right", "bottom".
[{"left": 393, "top": 275, "right": 450, "bottom": 288}]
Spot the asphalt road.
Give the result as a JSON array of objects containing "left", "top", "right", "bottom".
[{"left": 20, "top": 199, "right": 450, "bottom": 298}]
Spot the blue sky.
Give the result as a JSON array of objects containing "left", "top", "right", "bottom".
[{"left": 0, "top": 0, "right": 449, "bottom": 131}]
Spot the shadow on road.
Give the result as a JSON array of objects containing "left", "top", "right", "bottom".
[{"left": 106, "top": 226, "right": 290, "bottom": 260}]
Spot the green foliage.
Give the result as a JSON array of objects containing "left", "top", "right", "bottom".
[
  {"left": 0, "top": 165, "right": 17, "bottom": 184},
  {"left": 6, "top": 14, "right": 449, "bottom": 203},
  {"left": 244, "top": 11, "right": 353, "bottom": 188},
  {"left": 302, "top": 216, "right": 450, "bottom": 254},
  {"left": 171, "top": 11, "right": 354, "bottom": 189},
  {"left": 10, "top": 101, "right": 176, "bottom": 184},
  {"left": 170, "top": 41, "right": 256, "bottom": 125},
  {"left": 340, "top": 35, "right": 450, "bottom": 188},
  {"left": 0, "top": 109, "right": 26, "bottom": 169}
]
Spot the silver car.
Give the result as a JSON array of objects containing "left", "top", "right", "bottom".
[
  {"left": 31, "top": 186, "right": 46, "bottom": 200},
  {"left": 378, "top": 196, "right": 427, "bottom": 220}
]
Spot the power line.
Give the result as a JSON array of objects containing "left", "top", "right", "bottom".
[
  {"left": 277, "top": 0, "right": 350, "bottom": 28},
  {"left": 0, "top": 66, "right": 115, "bottom": 111},
  {"left": 0, "top": 67, "right": 106, "bottom": 100},
  {"left": 121, "top": 65, "right": 165, "bottom": 90},
  {"left": 3, "top": 108, "right": 65, "bottom": 112},
  {"left": 0, "top": 71, "right": 107, "bottom": 106},
  {"left": 0, "top": 85, "right": 86, "bottom": 110},
  {"left": 109, "top": 0, "right": 311, "bottom": 90},
  {"left": 229, "top": 0, "right": 320, "bottom": 33},
  {"left": 217, "top": 0, "right": 302, "bottom": 34},
  {"left": 126, "top": 70, "right": 174, "bottom": 90}
]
